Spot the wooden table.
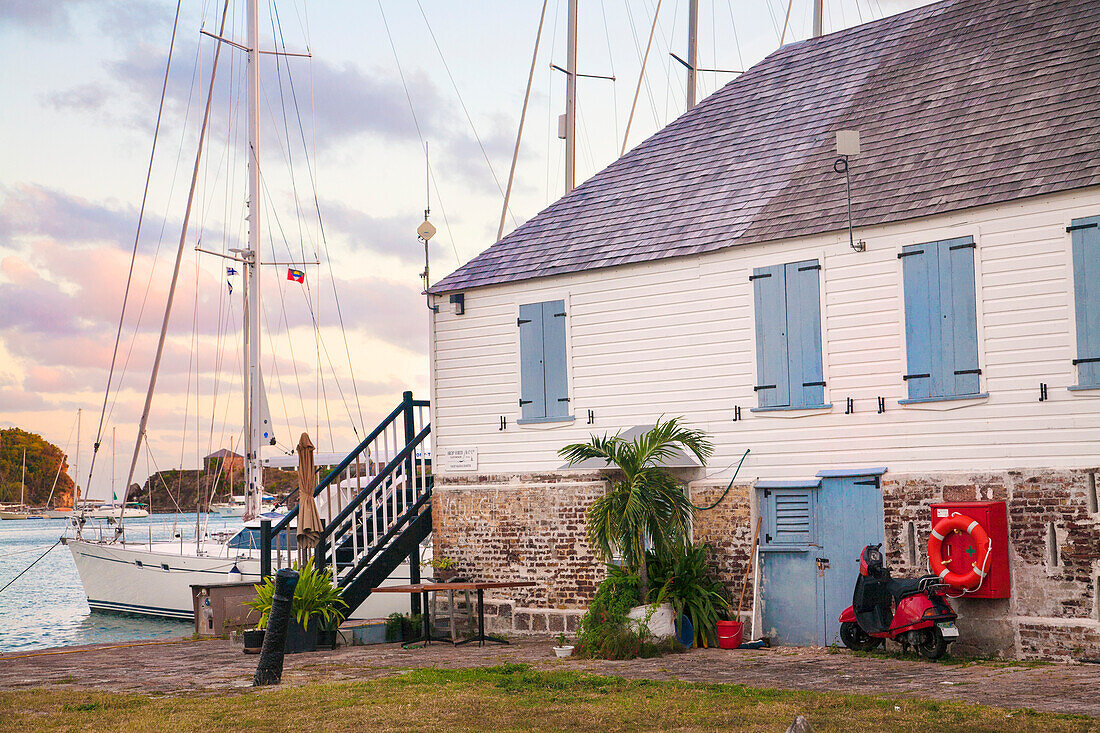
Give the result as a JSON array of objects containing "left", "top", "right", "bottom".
[{"left": 372, "top": 582, "right": 536, "bottom": 646}]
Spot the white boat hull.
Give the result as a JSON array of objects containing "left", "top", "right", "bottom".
[
  {"left": 63, "top": 538, "right": 419, "bottom": 621},
  {"left": 84, "top": 508, "right": 150, "bottom": 519},
  {"left": 212, "top": 504, "right": 246, "bottom": 517}
]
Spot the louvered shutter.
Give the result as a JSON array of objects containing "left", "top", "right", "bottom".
[
  {"left": 518, "top": 303, "right": 545, "bottom": 419},
  {"left": 901, "top": 244, "right": 936, "bottom": 400},
  {"left": 753, "top": 264, "right": 790, "bottom": 408},
  {"left": 542, "top": 300, "right": 569, "bottom": 418},
  {"left": 765, "top": 489, "right": 814, "bottom": 546},
  {"left": 942, "top": 237, "right": 980, "bottom": 396},
  {"left": 1072, "top": 217, "right": 1100, "bottom": 387},
  {"left": 785, "top": 260, "right": 824, "bottom": 406}
]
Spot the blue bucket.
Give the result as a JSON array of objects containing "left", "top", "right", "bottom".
[{"left": 677, "top": 614, "right": 694, "bottom": 647}]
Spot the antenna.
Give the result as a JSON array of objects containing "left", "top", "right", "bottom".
[
  {"left": 418, "top": 142, "right": 438, "bottom": 312},
  {"left": 813, "top": 0, "right": 824, "bottom": 37},
  {"left": 834, "top": 130, "right": 865, "bottom": 253}
]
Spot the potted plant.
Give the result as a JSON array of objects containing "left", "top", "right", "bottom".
[
  {"left": 553, "top": 632, "right": 574, "bottom": 658},
  {"left": 423, "top": 556, "right": 462, "bottom": 583},
  {"left": 645, "top": 543, "right": 731, "bottom": 648},
  {"left": 560, "top": 417, "right": 713, "bottom": 628},
  {"left": 245, "top": 558, "right": 347, "bottom": 654}
]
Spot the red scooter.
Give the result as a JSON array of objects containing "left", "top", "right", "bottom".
[{"left": 838, "top": 544, "right": 959, "bottom": 660}]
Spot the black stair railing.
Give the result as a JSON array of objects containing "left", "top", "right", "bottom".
[{"left": 260, "top": 391, "right": 431, "bottom": 584}]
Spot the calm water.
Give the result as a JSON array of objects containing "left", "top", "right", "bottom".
[{"left": 0, "top": 513, "right": 244, "bottom": 654}]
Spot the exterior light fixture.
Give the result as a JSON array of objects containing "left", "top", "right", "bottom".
[
  {"left": 449, "top": 293, "right": 465, "bottom": 316},
  {"left": 834, "top": 129, "right": 866, "bottom": 253}
]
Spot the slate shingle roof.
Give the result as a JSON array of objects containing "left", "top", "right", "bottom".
[{"left": 433, "top": 0, "right": 1100, "bottom": 294}]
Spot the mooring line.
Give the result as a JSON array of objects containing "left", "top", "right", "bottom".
[{"left": 0, "top": 539, "right": 60, "bottom": 596}]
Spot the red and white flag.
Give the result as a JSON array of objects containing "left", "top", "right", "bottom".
[{"left": 287, "top": 268, "right": 305, "bottom": 283}]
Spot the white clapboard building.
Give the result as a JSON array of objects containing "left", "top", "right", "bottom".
[{"left": 426, "top": 0, "right": 1100, "bottom": 659}]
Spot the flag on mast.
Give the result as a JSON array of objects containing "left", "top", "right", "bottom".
[
  {"left": 227, "top": 280, "right": 233, "bottom": 295},
  {"left": 287, "top": 268, "right": 305, "bottom": 283},
  {"left": 227, "top": 266, "right": 238, "bottom": 276}
]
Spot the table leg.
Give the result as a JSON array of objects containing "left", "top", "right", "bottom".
[
  {"left": 477, "top": 589, "right": 485, "bottom": 647},
  {"left": 448, "top": 590, "right": 457, "bottom": 645},
  {"left": 422, "top": 590, "right": 430, "bottom": 644}
]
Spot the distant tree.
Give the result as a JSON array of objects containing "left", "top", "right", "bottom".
[{"left": 0, "top": 428, "right": 74, "bottom": 507}]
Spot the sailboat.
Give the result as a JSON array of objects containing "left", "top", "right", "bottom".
[
  {"left": 0, "top": 449, "right": 43, "bottom": 520},
  {"left": 62, "top": 0, "right": 420, "bottom": 620}
]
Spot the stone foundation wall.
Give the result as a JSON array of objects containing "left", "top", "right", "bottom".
[
  {"left": 432, "top": 468, "right": 1100, "bottom": 658},
  {"left": 879, "top": 468, "right": 1100, "bottom": 660},
  {"left": 432, "top": 473, "right": 608, "bottom": 618},
  {"left": 689, "top": 482, "right": 755, "bottom": 620}
]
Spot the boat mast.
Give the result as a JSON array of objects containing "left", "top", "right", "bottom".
[
  {"left": 563, "top": 0, "right": 578, "bottom": 194},
  {"left": 20, "top": 448, "right": 26, "bottom": 510},
  {"left": 118, "top": 1, "right": 229, "bottom": 531},
  {"left": 813, "top": 0, "right": 824, "bottom": 37},
  {"left": 243, "top": 0, "right": 265, "bottom": 520},
  {"left": 686, "top": 0, "right": 698, "bottom": 110},
  {"left": 75, "top": 408, "right": 81, "bottom": 509}
]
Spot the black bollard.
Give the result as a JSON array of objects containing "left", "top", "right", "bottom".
[{"left": 253, "top": 568, "right": 299, "bottom": 687}]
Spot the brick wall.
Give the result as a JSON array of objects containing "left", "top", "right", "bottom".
[
  {"left": 881, "top": 468, "right": 1100, "bottom": 659},
  {"left": 433, "top": 473, "right": 608, "bottom": 613},
  {"left": 433, "top": 468, "right": 1100, "bottom": 658},
  {"left": 690, "top": 482, "right": 755, "bottom": 619}
]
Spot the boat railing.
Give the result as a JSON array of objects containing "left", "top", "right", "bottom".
[{"left": 260, "top": 391, "right": 431, "bottom": 577}]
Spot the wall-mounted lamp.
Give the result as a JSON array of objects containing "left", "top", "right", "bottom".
[
  {"left": 834, "top": 129, "right": 866, "bottom": 253},
  {"left": 449, "top": 293, "right": 465, "bottom": 316}
]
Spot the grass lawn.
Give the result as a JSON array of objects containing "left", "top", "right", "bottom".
[{"left": 1, "top": 663, "right": 1096, "bottom": 732}]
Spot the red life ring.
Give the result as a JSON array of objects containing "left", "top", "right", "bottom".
[{"left": 927, "top": 513, "right": 991, "bottom": 590}]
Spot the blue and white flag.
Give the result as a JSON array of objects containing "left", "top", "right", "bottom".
[
  {"left": 227, "top": 267, "right": 238, "bottom": 276},
  {"left": 227, "top": 280, "right": 233, "bottom": 295}
]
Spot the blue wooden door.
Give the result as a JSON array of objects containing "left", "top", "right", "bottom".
[
  {"left": 758, "top": 470, "right": 885, "bottom": 646},
  {"left": 815, "top": 471, "right": 886, "bottom": 646},
  {"left": 758, "top": 483, "right": 823, "bottom": 646}
]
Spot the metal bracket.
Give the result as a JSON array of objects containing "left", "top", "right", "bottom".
[
  {"left": 1067, "top": 222, "right": 1098, "bottom": 233},
  {"left": 897, "top": 249, "right": 924, "bottom": 258},
  {"left": 903, "top": 373, "right": 930, "bottom": 381},
  {"left": 845, "top": 397, "right": 854, "bottom": 414},
  {"left": 877, "top": 396, "right": 886, "bottom": 414},
  {"left": 749, "top": 273, "right": 772, "bottom": 281},
  {"left": 753, "top": 384, "right": 776, "bottom": 392},
  {"left": 1073, "top": 357, "right": 1100, "bottom": 365},
  {"left": 587, "top": 409, "right": 595, "bottom": 425},
  {"left": 733, "top": 405, "right": 742, "bottom": 422},
  {"left": 1039, "top": 383, "right": 1048, "bottom": 402},
  {"left": 517, "top": 318, "right": 531, "bottom": 326},
  {"left": 499, "top": 416, "right": 507, "bottom": 431}
]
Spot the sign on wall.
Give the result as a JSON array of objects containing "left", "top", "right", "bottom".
[{"left": 440, "top": 447, "right": 478, "bottom": 471}]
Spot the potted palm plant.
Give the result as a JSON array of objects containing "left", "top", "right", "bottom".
[
  {"left": 559, "top": 417, "right": 713, "bottom": 636},
  {"left": 245, "top": 558, "right": 347, "bottom": 654}
]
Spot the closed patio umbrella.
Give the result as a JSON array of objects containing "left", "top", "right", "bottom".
[{"left": 295, "top": 432, "right": 322, "bottom": 567}]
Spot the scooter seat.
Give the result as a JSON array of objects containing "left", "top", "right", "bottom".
[{"left": 886, "top": 575, "right": 940, "bottom": 600}]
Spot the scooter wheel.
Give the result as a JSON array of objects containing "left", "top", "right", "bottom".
[
  {"left": 916, "top": 627, "right": 948, "bottom": 661},
  {"left": 840, "top": 621, "right": 881, "bottom": 652}
]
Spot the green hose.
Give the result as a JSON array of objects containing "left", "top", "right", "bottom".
[{"left": 692, "top": 448, "right": 750, "bottom": 511}]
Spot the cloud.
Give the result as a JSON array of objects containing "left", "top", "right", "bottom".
[
  {"left": 321, "top": 201, "right": 419, "bottom": 263},
  {"left": 0, "top": 0, "right": 165, "bottom": 37},
  {"left": 43, "top": 84, "right": 110, "bottom": 113},
  {"left": 0, "top": 184, "right": 136, "bottom": 245},
  {"left": 0, "top": 0, "right": 82, "bottom": 31}
]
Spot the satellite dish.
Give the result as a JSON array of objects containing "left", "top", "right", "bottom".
[{"left": 417, "top": 220, "right": 437, "bottom": 241}]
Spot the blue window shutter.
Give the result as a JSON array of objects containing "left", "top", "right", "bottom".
[
  {"left": 765, "top": 489, "right": 814, "bottom": 546},
  {"left": 901, "top": 244, "right": 937, "bottom": 400},
  {"left": 942, "top": 237, "right": 980, "bottom": 395},
  {"left": 1072, "top": 217, "right": 1100, "bottom": 387},
  {"left": 785, "top": 260, "right": 824, "bottom": 406},
  {"left": 541, "top": 300, "right": 569, "bottom": 417},
  {"left": 518, "top": 303, "right": 545, "bottom": 419},
  {"left": 753, "top": 264, "right": 789, "bottom": 407}
]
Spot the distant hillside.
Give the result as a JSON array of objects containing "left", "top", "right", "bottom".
[
  {"left": 0, "top": 428, "right": 74, "bottom": 507},
  {"left": 133, "top": 467, "right": 299, "bottom": 513}
]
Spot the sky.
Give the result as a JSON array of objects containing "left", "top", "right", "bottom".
[{"left": 0, "top": 0, "right": 930, "bottom": 499}]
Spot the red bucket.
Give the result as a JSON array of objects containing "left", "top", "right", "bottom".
[{"left": 717, "top": 620, "right": 743, "bottom": 649}]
